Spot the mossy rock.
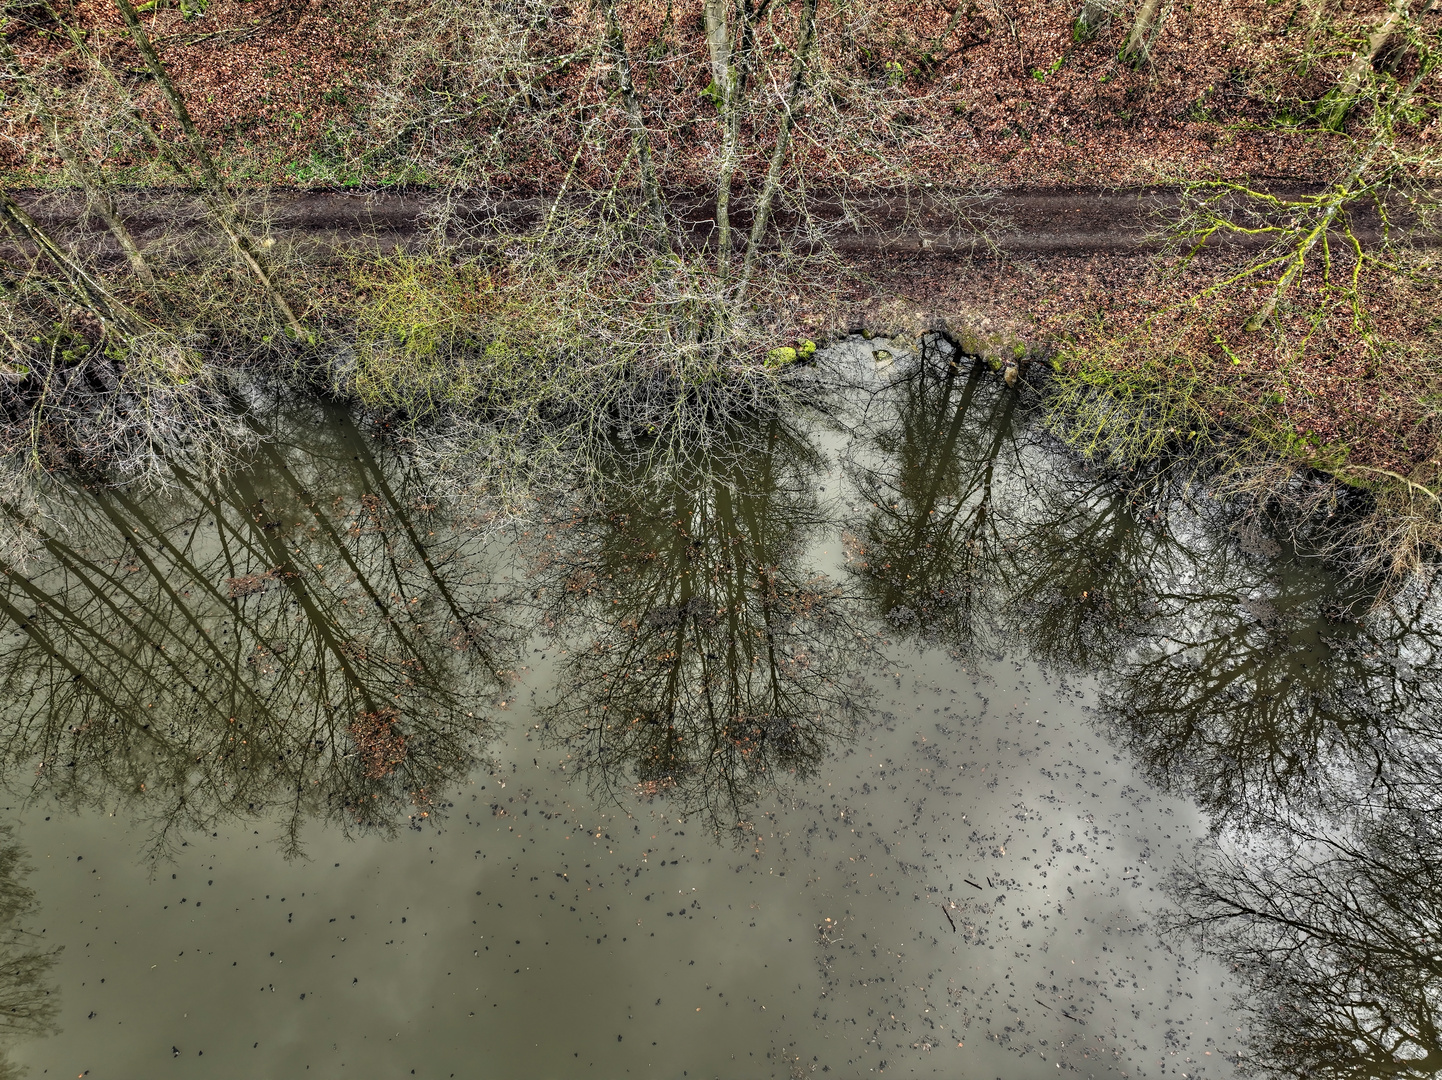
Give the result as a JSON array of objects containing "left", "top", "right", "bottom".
[
  {"left": 766, "top": 346, "right": 798, "bottom": 368},
  {"left": 947, "top": 324, "right": 987, "bottom": 357},
  {"left": 797, "top": 339, "right": 816, "bottom": 359}
]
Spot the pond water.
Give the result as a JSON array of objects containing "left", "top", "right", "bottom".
[{"left": 1, "top": 336, "right": 1438, "bottom": 1079}]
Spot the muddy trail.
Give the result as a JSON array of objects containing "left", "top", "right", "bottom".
[{"left": 9, "top": 185, "right": 1438, "bottom": 264}]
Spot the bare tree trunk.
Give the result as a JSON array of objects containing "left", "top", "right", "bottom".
[
  {"left": 1119, "top": 0, "right": 1165, "bottom": 65},
  {"left": 0, "top": 187, "right": 144, "bottom": 335},
  {"left": 706, "top": 0, "right": 767, "bottom": 283},
  {"left": 934, "top": 0, "right": 973, "bottom": 49},
  {"left": 113, "top": 0, "right": 221, "bottom": 181},
  {"left": 599, "top": 0, "right": 668, "bottom": 244},
  {"left": 703, "top": 0, "right": 733, "bottom": 91},
  {"left": 1339, "top": 0, "right": 1409, "bottom": 93},
  {"left": 0, "top": 39, "right": 153, "bottom": 283},
  {"left": 1074, "top": 0, "right": 1111, "bottom": 41},
  {"left": 1323, "top": 0, "right": 1419, "bottom": 127},
  {"left": 737, "top": 0, "right": 819, "bottom": 300},
  {"left": 113, "top": 0, "right": 307, "bottom": 337},
  {"left": 1378, "top": 0, "right": 1437, "bottom": 69},
  {"left": 704, "top": 0, "right": 738, "bottom": 276}
]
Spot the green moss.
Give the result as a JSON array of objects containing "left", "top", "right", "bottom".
[{"left": 1050, "top": 340, "right": 1358, "bottom": 484}]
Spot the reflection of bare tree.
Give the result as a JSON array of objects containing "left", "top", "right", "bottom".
[
  {"left": 0, "top": 825, "right": 60, "bottom": 1076},
  {"left": 1328, "top": 596, "right": 1442, "bottom": 814},
  {"left": 1059, "top": 513, "right": 1442, "bottom": 1078},
  {"left": 840, "top": 340, "right": 1018, "bottom": 658},
  {"left": 1173, "top": 806, "right": 1442, "bottom": 1079},
  {"left": 532, "top": 417, "right": 868, "bottom": 836},
  {"left": 839, "top": 338, "right": 1442, "bottom": 1080},
  {"left": 842, "top": 339, "right": 1178, "bottom": 674},
  {"left": 992, "top": 456, "right": 1179, "bottom": 674},
  {"left": 1055, "top": 514, "right": 1437, "bottom": 841},
  {"left": 0, "top": 403, "right": 514, "bottom": 858},
  {"left": 1156, "top": 588, "right": 1442, "bottom": 1079},
  {"left": 1081, "top": 534, "right": 1381, "bottom": 822}
]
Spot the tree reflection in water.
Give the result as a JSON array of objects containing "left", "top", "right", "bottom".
[
  {"left": 844, "top": 338, "right": 1442, "bottom": 1080},
  {"left": 0, "top": 343, "right": 1439, "bottom": 1075},
  {"left": 1060, "top": 517, "right": 1381, "bottom": 822},
  {"left": 1174, "top": 804, "right": 1442, "bottom": 1079},
  {"left": 842, "top": 337, "right": 1175, "bottom": 674},
  {"left": 0, "top": 826, "right": 59, "bottom": 1078},
  {"left": 1158, "top": 588, "right": 1442, "bottom": 1080},
  {"left": 530, "top": 415, "right": 870, "bottom": 837},
  {"left": 0, "top": 401, "right": 515, "bottom": 858},
  {"left": 840, "top": 337, "right": 1018, "bottom": 659}
]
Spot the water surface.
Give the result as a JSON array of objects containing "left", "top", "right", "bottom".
[{"left": 1, "top": 336, "right": 1437, "bottom": 1078}]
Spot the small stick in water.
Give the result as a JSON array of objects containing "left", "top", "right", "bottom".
[
  {"left": 940, "top": 904, "right": 956, "bottom": 932},
  {"left": 965, "top": 879, "right": 983, "bottom": 890}
]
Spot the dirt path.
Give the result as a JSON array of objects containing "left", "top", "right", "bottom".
[{"left": 10, "top": 186, "right": 1433, "bottom": 262}]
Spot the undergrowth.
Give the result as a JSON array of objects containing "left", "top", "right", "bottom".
[
  {"left": 1, "top": 211, "right": 818, "bottom": 534},
  {"left": 1043, "top": 331, "right": 1442, "bottom": 594}
]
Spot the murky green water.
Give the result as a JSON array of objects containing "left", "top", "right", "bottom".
[{"left": 1, "top": 337, "right": 1437, "bottom": 1078}]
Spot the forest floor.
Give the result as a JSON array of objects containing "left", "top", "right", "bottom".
[{"left": 0, "top": 0, "right": 1370, "bottom": 188}]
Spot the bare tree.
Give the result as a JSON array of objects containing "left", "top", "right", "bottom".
[
  {"left": 737, "top": 0, "right": 819, "bottom": 298},
  {"left": 1322, "top": 0, "right": 1436, "bottom": 127},
  {"left": 599, "top": 0, "right": 667, "bottom": 239},
  {"left": 111, "top": 0, "right": 307, "bottom": 338},
  {"left": 1166, "top": 49, "right": 1437, "bottom": 338},
  {"left": 0, "top": 36, "right": 153, "bottom": 282},
  {"left": 0, "top": 187, "right": 144, "bottom": 335},
  {"left": 1119, "top": 0, "right": 1169, "bottom": 65},
  {"left": 1073, "top": 0, "right": 1116, "bottom": 42}
]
